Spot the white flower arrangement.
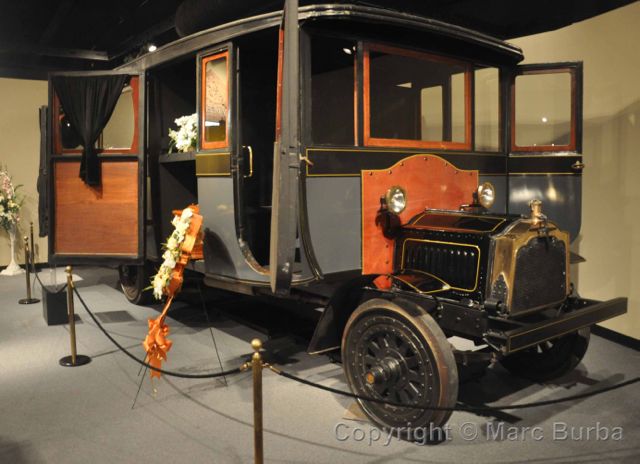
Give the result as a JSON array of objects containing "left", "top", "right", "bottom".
[
  {"left": 168, "top": 113, "right": 198, "bottom": 153},
  {"left": 0, "top": 167, "right": 22, "bottom": 232},
  {"left": 152, "top": 207, "right": 194, "bottom": 300}
]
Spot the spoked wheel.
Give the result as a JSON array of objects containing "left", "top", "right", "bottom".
[
  {"left": 500, "top": 327, "right": 590, "bottom": 382},
  {"left": 118, "top": 263, "right": 152, "bottom": 305},
  {"left": 342, "top": 298, "right": 458, "bottom": 438}
]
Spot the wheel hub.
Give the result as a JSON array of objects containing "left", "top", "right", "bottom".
[{"left": 365, "top": 357, "right": 402, "bottom": 385}]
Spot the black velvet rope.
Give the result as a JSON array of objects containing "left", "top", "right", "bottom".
[
  {"left": 72, "top": 287, "right": 242, "bottom": 379},
  {"left": 273, "top": 368, "right": 639, "bottom": 412},
  {"left": 31, "top": 266, "right": 67, "bottom": 294},
  {"left": 69, "top": 284, "right": 638, "bottom": 411}
]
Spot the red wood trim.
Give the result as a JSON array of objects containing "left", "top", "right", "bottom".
[
  {"left": 365, "top": 138, "right": 470, "bottom": 150},
  {"left": 361, "top": 155, "right": 478, "bottom": 276},
  {"left": 510, "top": 67, "right": 577, "bottom": 153},
  {"left": 509, "top": 79, "right": 516, "bottom": 152},
  {"left": 52, "top": 93, "right": 62, "bottom": 154},
  {"left": 363, "top": 46, "right": 371, "bottom": 146},
  {"left": 464, "top": 69, "right": 472, "bottom": 148},
  {"left": 353, "top": 53, "right": 358, "bottom": 146},
  {"left": 200, "top": 50, "right": 230, "bottom": 150},
  {"left": 53, "top": 77, "right": 140, "bottom": 155},
  {"left": 570, "top": 71, "right": 577, "bottom": 149},
  {"left": 275, "top": 27, "right": 284, "bottom": 141},
  {"left": 362, "top": 42, "right": 472, "bottom": 151}
]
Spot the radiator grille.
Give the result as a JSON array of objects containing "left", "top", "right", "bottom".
[
  {"left": 402, "top": 240, "right": 479, "bottom": 291},
  {"left": 511, "top": 237, "right": 567, "bottom": 313}
]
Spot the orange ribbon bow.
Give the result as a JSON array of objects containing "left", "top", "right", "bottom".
[{"left": 143, "top": 309, "right": 173, "bottom": 379}]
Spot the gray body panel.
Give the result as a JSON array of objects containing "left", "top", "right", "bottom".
[
  {"left": 306, "top": 177, "right": 362, "bottom": 274},
  {"left": 508, "top": 174, "right": 582, "bottom": 240},
  {"left": 198, "top": 176, "right": 316, "bottom": 285},
  {"left": 198, "top": 177, "right": 270, "bottom": 283}
]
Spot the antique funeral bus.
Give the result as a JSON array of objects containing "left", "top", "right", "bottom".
[{"left": 46, "top": 0, "right": 627, "bottom": 433}]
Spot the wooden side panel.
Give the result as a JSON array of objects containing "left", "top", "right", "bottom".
[
  {"left": 54, "top": 161, "right": 139, "bottom": 255},
  {"left": 362, "top": 154, "right": 478, "bottom": 276}
]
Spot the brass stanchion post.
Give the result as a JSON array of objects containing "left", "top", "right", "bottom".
[
  {"left": 59, "top": 266, "right": 91, "bottom": 367},
  {"left": 251, "top": 339, "right": 264, "bottom": 464},
  {"left": 29, "top": 222, "right": 35, "bottom": 266},
  {"left": 18, "top": 236, "right": 39, "bottom": 304}
]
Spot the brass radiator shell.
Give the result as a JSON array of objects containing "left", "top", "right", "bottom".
[{"left": 488, "top": 220, "right": 570, "bottom": 316}]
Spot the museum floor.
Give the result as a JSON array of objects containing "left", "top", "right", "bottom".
[{"left": 0, "top": 267, "right": 638, "bottom": 463}]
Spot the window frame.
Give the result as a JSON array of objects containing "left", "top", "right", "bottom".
[
  {"left": 510, "top": 63, "right": 582, "bottom": 153},
  {"left": 199, "top": 49, "right": 231, "bottom": 151},
  {"left": 473, "top": 65, "right": 503, "bottom": 154},
  {"left": 305, "top": 32, "right": 359, "bottom": 147},
  {"left": 363, "top": 43, "right": 473, "bottom": 151},
  {"left": 52, "top": 76, "right": 140, "bottom": 155}
]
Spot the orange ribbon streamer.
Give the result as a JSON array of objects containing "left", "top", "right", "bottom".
[
  {"left": 143, "top": 297, "right": 174, "bottom": 378},
  {"left": 143, "top": 205, "right": 204, "bottom": 378}
]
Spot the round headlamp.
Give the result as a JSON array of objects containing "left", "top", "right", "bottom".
[
  {"left": 385, "top": 186, "right": 407, "bottom": 214},
  {"left": 477, "top": 182, "right": 496, "bottom": 209}
]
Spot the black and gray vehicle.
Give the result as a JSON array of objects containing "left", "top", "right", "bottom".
[{"left": 45, "top": 0, "right": 627, "bottom": 432}]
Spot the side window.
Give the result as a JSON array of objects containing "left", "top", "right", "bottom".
[
  {"left": 53, "top": 77, "right": 139, "bottom": 154},
  {"left": 511, "top": 64, "right": 582, "bottom": 152},
  {"left": 475, "top": 67, "right": 500, "bottom": 152},
  {"left": 310, "top": 35, "right": 356, "bottom": 146},
  {"left": 364, "top": 44, "right": 471, "bottom": 150},
  {"left": 201, "top": 50, "right": 230, "bottom": 149},
  {"left": 101, "top": 84, "right": 136, "bottom": 149}
]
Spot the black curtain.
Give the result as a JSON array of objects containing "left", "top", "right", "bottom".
[
  {"left": 52, "top": 75, "right": 128, "bottom": 186},
  {"left": 37, "top": 106, "right": 48, "bottom": 236}
]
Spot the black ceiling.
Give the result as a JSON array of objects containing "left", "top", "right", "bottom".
[
  {"left": 0, "top": 0, "right": 635, "bottom": 79},
  {"left": 0, "top": 0, "right": 181, "bottom": 78}
]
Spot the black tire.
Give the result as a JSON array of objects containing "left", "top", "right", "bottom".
[
  {"left": 118, "top": 264, "right": 153, "bottom": 305},
  {"left": 500, "top": 327, "right": 590, "bottom": 382},
  {"left": 342, "top": 298, "right": 458, "bottom": 439}
]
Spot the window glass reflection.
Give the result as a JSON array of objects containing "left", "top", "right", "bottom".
[
  {"left": 515, "top": 72, "right": 571, "bottom": 147},
  {"left": 475, "top": 68, "right": 500, "bottom": 151},
  {"left": 204, "top": 56, "right": 228, "bottom": 144}
]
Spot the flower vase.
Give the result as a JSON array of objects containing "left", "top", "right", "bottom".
[{"left": 1, "top": 224, "right": 25, "bottom": 276}]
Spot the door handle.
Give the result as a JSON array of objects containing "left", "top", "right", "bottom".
[
  {"left": 571, "top": 160, "right": 585, "bottom": 171},
  {"left": 242, "top": 145, "right": 253, "bottom": 178}
]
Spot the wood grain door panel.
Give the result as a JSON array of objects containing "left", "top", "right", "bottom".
[{"left": 54, "top": 161, "right": 139, "bottom": 255}]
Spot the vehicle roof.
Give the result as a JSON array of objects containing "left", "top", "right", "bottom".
[
  {"left": 175, "top": 0, "right": 634, "bottom": 40},
  {"left": 118, "top": 3, "right": 523, "bottom": 72}
]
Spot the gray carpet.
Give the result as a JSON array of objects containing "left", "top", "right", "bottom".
[{"left": 0, "top": 267, "right": 638, "bottom": 463}]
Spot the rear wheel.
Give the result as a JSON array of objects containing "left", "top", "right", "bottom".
[
  {"left": 342, "top": 298, "right": 458, "bottom": 439},
  {"left": 500, "top": 327, "right": 590, "bottom": 382},
  {"left": 118, "top": 263, "right": 153, "bottom": 305}
]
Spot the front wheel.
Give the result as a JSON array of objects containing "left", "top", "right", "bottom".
[
  {"left": 342, "top": 298, "right": 458, "bottom": 439},
  {"left": 500, "top": 327, "right": 590, "bottom": 382},
  {"left": 118, "top": 263, "right": 153, "bottom": 305}
]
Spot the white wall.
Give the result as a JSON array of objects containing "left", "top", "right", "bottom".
[
  {"left": 512, "top": 2, "right": 640, "bottom": 339},
  {"left": 0, "top": 78, "right": 48, "bottom": 266}
]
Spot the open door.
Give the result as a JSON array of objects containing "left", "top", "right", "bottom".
[
  {"left": 270, "top": 0, "right": 301, "bottom": 293},
  {"left": 508, "top": 62, "right": 583, "bottom": 240},
  {"left": 48, "top": 72, "right": 145, "bottom": 265}
]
